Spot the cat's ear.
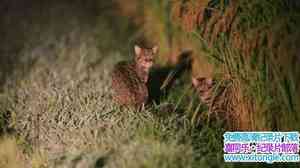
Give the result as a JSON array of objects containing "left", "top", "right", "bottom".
[
  {"left": 134, "top": 45, "right": 142, "bottom": 56},
  {"left": 192, "top": 77, "right": 199, "bottom": 86},
  {"left": 152, "top": 45, "right": 158, "bottom": 54}
]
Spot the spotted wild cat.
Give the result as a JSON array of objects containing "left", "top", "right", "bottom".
[
  {"left": 192, "top": 77, "right": 215, "bottom": 105},
  {"left": 192, "top": 76, "right": 234, "bottom": 120},
  {"left": 193, "top": 76, "right": 242, "bottom": 130},
  {"left": 111, "top": 45, "right": 158, "bottom": 107}
]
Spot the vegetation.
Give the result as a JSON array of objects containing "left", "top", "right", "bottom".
[
  {"left": 0, "top": 0, "right": 299, "bottom": 167},
  {"left": 133, "top": 0, "right": 300, "bottom": 130}
]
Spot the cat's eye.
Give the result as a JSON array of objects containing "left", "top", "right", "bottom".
[{"left": 146, "top": 58, "right": 153, "bottom": 62}]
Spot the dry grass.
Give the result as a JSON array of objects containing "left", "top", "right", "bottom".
[
  {"left": 0, "top": 137, "right": 25, "bottom": 168},
  {"left": 0, "top": 28, "right": 220, "bottom": 167}
]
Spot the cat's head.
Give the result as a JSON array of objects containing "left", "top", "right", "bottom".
[
  {"left": 192, "top": 77, "right": 214, "bottom": 93},
  {"left": 134, "top": 45, "right": 158, "bottom": 69}
]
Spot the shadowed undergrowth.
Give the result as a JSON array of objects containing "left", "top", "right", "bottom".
[{"left": 116, "top": 0, "right": 300, "bottom": 131}]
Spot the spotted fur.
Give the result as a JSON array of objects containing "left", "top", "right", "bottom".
[
  {"left": 192, "top": 77, "right": 231, "bottom": 116},
  {"left": 111, "top": 45, "right": 158, "bottom": 107}
]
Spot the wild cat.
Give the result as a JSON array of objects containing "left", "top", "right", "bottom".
[
  {"left": 111, "top": 45, "right": 158, "bottom": 107},
  {"left": 192, "top": 76, "right": 233, "bottom": 121},
  {"left": 192, "top": 76, "right": 242, "bottom": 130},
  {"left": 192, "top": 77, "right": 231, "bottom": 116},
  {"left": 192, "top": 77, "right": 215, "bottom": 105}
]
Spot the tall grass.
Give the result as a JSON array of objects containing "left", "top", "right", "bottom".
[{"left": 135, "top": 0, "right": 300, "bottom": 130}]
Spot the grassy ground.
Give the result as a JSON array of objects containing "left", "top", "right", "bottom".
[{"left": 0, "top": 27, "right": 225, "bottom": 167}]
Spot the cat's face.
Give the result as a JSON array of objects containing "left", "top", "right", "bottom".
[
  {"left": 135, "top": 45, "right": 158, "bottom": 69},
  {"left": 192, "top": 77, "right": 214, "bottom": 94}
]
